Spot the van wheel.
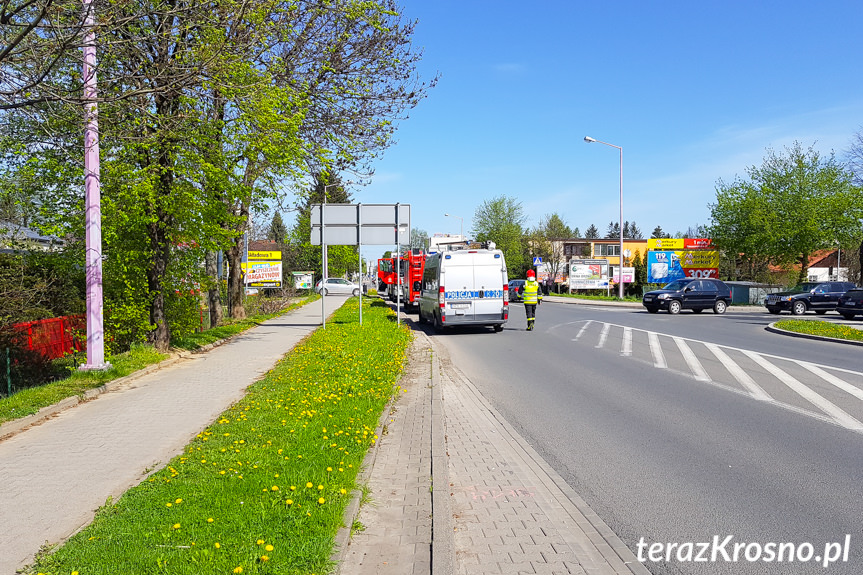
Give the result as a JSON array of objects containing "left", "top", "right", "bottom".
[
  {"left": 668, "top": 300, "right": 682, "bottom": 314},
  {"left": 713, "top": 300, "right": 727, "bottom": 314},
  {"left": 493, "top": 324, "right": 503, "bottom": 332},
  {"left": 434, "top": 312, "right": 445, "bottom": 331}
]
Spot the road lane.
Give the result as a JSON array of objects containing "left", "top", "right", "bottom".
[{"left": 424, "top": 302, "right": 863, "bottom": 575}]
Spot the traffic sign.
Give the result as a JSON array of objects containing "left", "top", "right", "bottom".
[{"left": 533, "top": 257, "right": 543, "bottom": 265}]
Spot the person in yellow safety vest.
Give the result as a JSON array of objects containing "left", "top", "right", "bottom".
[{"left": 522, "top": 269, "right": 543, "bottom": 331}]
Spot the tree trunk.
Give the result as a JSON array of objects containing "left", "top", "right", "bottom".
[
  {"left": 146, "top": 221, "right": 171, "bottom": 351},
  {"left": 225, "top": 238, "right": 246, "bottom": 320},
  {"left": 797, "top": 253, "right": 809, "bottom": 285},
  {"left": 205, "top": 250, "right": 223, "bottom": 328}
]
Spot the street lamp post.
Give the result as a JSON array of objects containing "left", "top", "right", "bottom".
[
  {"left": 584, "top": 136, "right": 624, "bottom": 299},
  {"left": 444, "top": 213, "right": 463, "bottom": 240}
]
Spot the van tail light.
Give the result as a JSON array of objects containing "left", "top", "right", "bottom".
[
  {"left": 439, "top": 286, "right": 445, "bottom": 309},
  {"left": 503, "top": 283, "right": 509, "bottom": 307}
]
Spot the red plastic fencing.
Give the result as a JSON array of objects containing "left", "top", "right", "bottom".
[{"left": 10, "top": 315, "right": 86, "bottom": 360}]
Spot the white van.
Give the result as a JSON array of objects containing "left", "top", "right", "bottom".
[{"left": 417, "top": 245, "right": 509, "bottom": 332}]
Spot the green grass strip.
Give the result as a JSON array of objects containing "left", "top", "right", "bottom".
[
  {"left": 27, "top": 297, "right": 412, "bottom": 575},
  {"left": 0, "top": 295, "right": 318, "bottom": 425},
  {"left": 774, "top": 319, "right": 863, "bottom": 342}
]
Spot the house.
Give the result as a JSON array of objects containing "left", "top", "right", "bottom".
[{"left": 0, "top": 221, "right": 65, "bottom": 253}]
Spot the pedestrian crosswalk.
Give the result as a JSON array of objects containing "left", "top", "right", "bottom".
[{"left": 569, "top": 320, "right": 863, "bottom": 433}]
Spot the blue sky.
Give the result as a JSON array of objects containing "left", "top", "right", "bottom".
[{"left": 342, "top": 1, "right": 863, "bottom": 260}]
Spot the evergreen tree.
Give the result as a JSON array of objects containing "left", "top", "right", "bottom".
[
  {"left": 605, "top": 221, "right": 620, "bottom": 239},
  {"left": 585, "top": 224, "right": 599, "bottom": 239},
  {"left": 268, "top": 212, "right": 288, "bottom": 244}
]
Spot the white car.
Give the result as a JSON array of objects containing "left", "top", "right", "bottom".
[{"left": 315, "top": 278, "right": 361, "bottom": 296}]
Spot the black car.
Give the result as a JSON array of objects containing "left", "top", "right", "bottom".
[
  {"left": 764, "top": 281, "right": 856, "bottom": 316},
  {"left": 508, "top": 279, "right": 526, "bottom": 302},
  {"left": 837, "top": 288, "right": 863, "bottom": 320},
  {"left": 642, "top": 278, "right": 733, "bottom": 315}
]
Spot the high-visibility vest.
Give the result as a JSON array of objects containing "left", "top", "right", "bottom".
[{"left": 523, "top": 280, "right": 543, "bottom": 304}]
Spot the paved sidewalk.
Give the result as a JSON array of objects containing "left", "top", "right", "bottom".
[
  {"left": 338, "top": 329, "right": 649, "bottom": 575},
  {"left": 0, "top": 295, "right": 349, "bottom": 575}
]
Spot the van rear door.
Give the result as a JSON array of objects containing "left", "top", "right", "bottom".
[{"left": 472, "top": 254, "right": 506, "bottom": 323}]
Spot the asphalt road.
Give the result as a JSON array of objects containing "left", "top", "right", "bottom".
[{"left": 417, "top": 301, "right": 863, "bottom": 575}]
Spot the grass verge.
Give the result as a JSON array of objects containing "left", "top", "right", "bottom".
[
  {"left": 26, "top": 297, "right": 412, "bottom": 575},
  {"left": 0, "top": 294, "right": 318, "bottom": 426},
  {"left": 774, "top": 319, "right": 863, "bottom": 343}
]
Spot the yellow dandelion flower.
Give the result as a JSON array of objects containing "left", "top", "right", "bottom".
[
  {"left": 173, "top": 523, "right": 181, "bottom": 529},
  {"left": 166, "top": 503, "right": 172, "bottom": 507},
  {"left": 215, "top": 542, "right": 221, "bottom": 549},
  {"left": 257, "top": 539, "right": 265, "bottom": 545},
  {"left": 265, "top": 544, "right": 274, "bottom": 551},
  {"left": 340, "top": 488, "right": 347, "bottom": 495},
  {"left": 261, "top": 555, "right": 269, "bottom": 562},
  {"left": 271, "top": 485, "right": 279, "bottom": 491},
  {"left": 306, "top": 482, "right": 313, "bottom": 488},
  {"left": 233, "top": 567, "right": 243, "bottom": 574},
  {"left": 175, "top": 498, "right": 182, "bottom": 504},
  {"left": 286, "top": 499, "right": 293, "bottom": 505},
  {"left": 318, "top": 497, "right": 325, "bottom": 504},
  {"left": 207, "top": 517, "right": 214, "bottom": 523},
  {"left": 326, "top": 467, "right": 332, "bottom": 472},
  {"left": 290, "top": 485, "right": 296, "bottom": 491},
  {"left": 317, "top": 484, "right": 323, "bottom": 490}
]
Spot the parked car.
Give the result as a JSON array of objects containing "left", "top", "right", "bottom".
[
  {"left": 764, "top": 281, "right": 856, "bottom": 316},
  {"left": 642, "top": 278, "right": 733, "bottom": 315},
  {"left": 315, "top": 278, "right": 361, "bottom": 296},
  {"left": 837, "top": 288, "right": 863, "bottom": 320},
  {"left": 508, "top": 279, "right": 526, "bottom": 302}
]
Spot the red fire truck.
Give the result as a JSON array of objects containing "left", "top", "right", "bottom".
[
  {"left": 377, "top": 257, "right": 396, "bottom": 293},
  {"left": 399, "top": 248, "right": 426, "bottom": 311}
]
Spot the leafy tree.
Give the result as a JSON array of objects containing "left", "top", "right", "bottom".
[
  {"left": 410, "top": 228, "right": 429, "bottom": 250},
  {"left": 533, "top": 213, "right": 571, "bottom": 292},
  {"left": 472, "top": 195, "right": 527, "bottom": 276},
  {"left": 584, "top": 224, "right": 599, "bottom": 239},
  {"left": 630, "top": 249, "right": 647, "bottom": 296},
  {"left": 709, "top": 142, "right": 863, "bottom": 284}
]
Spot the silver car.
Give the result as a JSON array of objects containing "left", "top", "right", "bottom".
[{"left": 315, "top": 278, "right": 361, "bottom": 296}]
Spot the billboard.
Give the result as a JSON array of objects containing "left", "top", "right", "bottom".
[
  {"left": 647, "top": 238, "right": 713, "bottom": 250},
  {"left": 647, "top": 250, "right": 719, "bottom": 283},
  {"left": 241, "top": 250, "right": 283, "bottom": 288},
  {"left": 569, "top": 259, "right": 609, "bottom": 289}
]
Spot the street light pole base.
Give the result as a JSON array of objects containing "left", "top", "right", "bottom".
[{"left": 78, "top": 362, "right": 112, "bottom": 372}]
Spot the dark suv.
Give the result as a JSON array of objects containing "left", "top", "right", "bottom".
[
  {"left": 642, "top": 278, "right": 733, "bottom": 314},
  {"left": 836, "top": 288, "right": 863, "bottom": 320},
  {"left": 764, "top": 281, "right": 856, "bottom": 316},
  {"left": 508, "top": 279, "right": 526, "bottom": 302}
]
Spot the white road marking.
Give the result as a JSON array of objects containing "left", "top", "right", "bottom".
[
  {"left": 796, "top": 362, "right": 863, "bottom": 402},
  {"left": 742, "top": 351, "right": 863, "bottom": 432},
  {"left": 621, "top": 327, "right": 632, "bottom": 356},
  {"left": 596, "top": 323, "right": 610, "bottom": 348},
  {"left": 674, "top": 337, "right": 710, "bottom": 382},
  {"left": 572, "top": 320, "right": 592, "bottom": 341},
  {"left": 704, "top": 343, "right": 772, "bottom": 401},
  {"left": 648, "top": 332, "right": 666, "bottom": 369}
]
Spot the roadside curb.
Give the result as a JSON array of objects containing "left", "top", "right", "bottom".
[{"left": 765, "top": 321, "right": 863, "bottom": 347}]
